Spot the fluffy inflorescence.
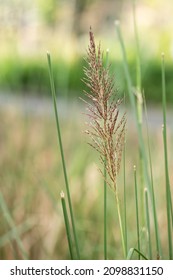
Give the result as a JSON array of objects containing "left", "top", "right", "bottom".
[{"left": 83, "top": 29, "right": 126, "bottom": 190}]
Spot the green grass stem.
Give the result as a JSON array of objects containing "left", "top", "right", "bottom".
[
  {"left": 161, "top": 53, "right": 173, "bottom": 259},
  {"left": 132, "top": 0, "right": 142, "bottom": 117},
  {"left": 134, "top": 166, "right": 140, "bottom": 259},
  {"left": 115, "top": 21, "right": 162, "bottom": 257},
  {"left": 127, "top": 247, "right": 148, "bottom": 260},
  {"left": 0, "top": 220, "right": 33, "bottom": 248},
  {"left": 143, "top": 90, "right": 161, "bottom": 258},
  {"left": 123, "top": 135, "right": 127, "bottom": 257},
  {"left": 104, "top": 160, "right": 107, "bottom": 260},
  {"left": 0, "top": 192, "right": 28, "bottom": 259},
  {"left": 144, "top": 188, "right": 152, "bottom": 259},
  {"left": 60, "top": 191, "right": 74, "bottom": 260},
  {"left": 132, "top": 0, "right": 145, "bottom": 225},
  {"left": 115, "top": 190, "right": 126, "bottom": 258},
  {"left": 47, "top": 52, "right": 80, "bottom": 259},
  {"left": 103, "top": 48, "right": 110, "bottom": 260}
]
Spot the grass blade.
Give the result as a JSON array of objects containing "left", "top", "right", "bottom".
[
  {"left": 127, "top": 247, "right": 148, "bottom": 260},
  {"left": 161, "top": 53, "right": 173, "bottom": 259},
  {"left": 0, "top": 192, "right": 28, "bottom": 259},
  {"left": 103, "top": 48, "right": 110, "bottom": 260},
  {"left": 0, "top": 220, "right": 34, "bottom": 248},
  {"left": 143, "top": 90, "right": 160, "bottom": 258},
  {"left": 115, "top": 191, "right": 126, "bottom": 258},
  {"left": 60, "top": 191, "right": 74, "bottom": 260},
  {"left": 115, "top": 21, "right": 162, "bottom": 257},
  {"left": 144, "top": 188, "right": 152, "bottom": 259},
  {"left": 104, "top": 159, "right": 107, "bottom": 260},
  {"left": 132, "top": 0, "right": 145, "bottom": 225},
  {"left": 123, "top": 132, "right": 127, "bottom": 257},
  {"left": 47, "top": 52, "right": 80, "bottom": 259},
  {"left": 134, "top": 166, "right": 140, "bottom": 259}
]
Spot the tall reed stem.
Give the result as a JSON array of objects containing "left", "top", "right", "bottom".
[
  {"left": 60, "top": 192, "right": 74, "bottom": 259},
  {"left": 47, "top": 52, "right": 80, "bottom": 259},
  {"left": 104, "top": 160, "right": 107, "bottom": 260},
  {"left": 134, "top": 166, "right": 140, "bottom": 259},
  {"left": 161, "top": 53, "right": 173, "bottom": 259},
  {"left": 132, "top": 0, "right": 145, "bottom": 225},
  {"left": 123, "top": 139, "right": 127, "bottom": 257},
  {"left": 115, "top": 189, "right": 126, "bottom": 258},
  {"left": 115, "top": 21, "right": 162, "bottom": 257},
  {"left": 144, "top": 188, "right": 152, "bottom": 259}
]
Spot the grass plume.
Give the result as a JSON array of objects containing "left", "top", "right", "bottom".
[
  {"left": 83, "top": 29, "right": 126, "bottom": 257},
  {"left": 83, "top": 29, "right": 126, "bottom": 190}
]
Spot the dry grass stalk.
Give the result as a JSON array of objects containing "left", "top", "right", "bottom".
[{"left": 83, "top": 29, "right": 126, "bottom": 190}]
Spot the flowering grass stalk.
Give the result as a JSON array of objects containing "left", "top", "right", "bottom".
[{"left": 83, "top": 29, "right": 126, "bottom": 257}]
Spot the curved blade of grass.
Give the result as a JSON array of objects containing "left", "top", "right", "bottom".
[
  {"left": 132, "top": 0, "right": 145, "bottom": 225},
  {"left": 47, "top": 52, "right": 80, "bottom": 259},
  {"left": 0, "top": 192, "right": 28, "bottom": 259},
  {"left": 132, "top": 0, "right": 142, "bottom": 119},
  {"left": 104, "top": 159, "right": 107, "bottom": 260},
  {"left": 143, "top": 90, "right": 161, "bottom": 258},
  {"left": 134, "top": 166, "right": 140, "bottom": 259},
  {"left": 127, "top": 247, "right": 148, "bottom": 260},
  {"left": 115, "top": 191, "right": 126, "bottom": 258},
  {"left": 123, "top": 134, "right": 127, "bottom": 257},
  {"left": 144, "top": 188, "right": 152, "bottom": 259},
  {"left": 161, "top": 53, "right": 173, "bottom": 259},
  {"left": 0, "top": 220, "right": 34, "bottom": 248},
  {"left": 60, "top": 191, "right": 74, "bottom": 260},
  {"left": 115, "top": 21, "right": 162, "bottom": 257}
]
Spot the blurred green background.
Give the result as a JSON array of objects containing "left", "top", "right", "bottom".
[{"left": 0, "top": 0, "right": 173, "bottom": 102}]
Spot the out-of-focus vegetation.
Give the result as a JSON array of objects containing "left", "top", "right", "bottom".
[
  {"left": 1, "top": 56, "right": 173, "bottom": 103},
  {"left": 0, "top": 107, "right": 172, "bottom": 259},
  {"left": 0, "top": 0, "right": 173, "bottom": 103}
]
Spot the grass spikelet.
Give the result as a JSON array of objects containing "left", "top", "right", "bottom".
[{"left": 83, "top": 28, "right": 126, "bottom": 190}]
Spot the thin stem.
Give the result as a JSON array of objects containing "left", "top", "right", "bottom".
[
  {"left": 103, "top": 48, "right": 110, "bottom": 260},
  {"left": 132, "top": 0, "right": 144, "bottom": 226},
  {"left": 132, "top": 0, "right": 142, "bottom": 94},
  {"left": 127, "top": 247, "right": 148, "bottom": 260},
  {"left": 134, "top": 166, "right": 140, "bottom": 259},
  {"left": 123, "top": 135, "right": 127, "bottom": 257},
  {"left": 47, "top": 52, "right": 80, "bottom": 259},
  {"left": 161, "top": 53, "right": 173, "bottom": 259},
  {"left": 115, "top": 22, "right": 162, "bottom": 257},
  {"left": 115, "top": 190, "right": 126, "bottom": 258},
  {"left": 60, "top": 192, "right": 74, "bottom": 260},
  {"left": 104, "top": 159, "right": 107, "bottom": 260},
  {"left": 0, "top": 192, "right": 28, "bottom": 259},
  {"left": 144, "top": 188, "right": 152, "bottom": 259}
]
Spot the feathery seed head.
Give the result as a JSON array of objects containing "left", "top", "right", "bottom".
[{"left": 83, "top": 29, "right": 126, "bottom": 190}]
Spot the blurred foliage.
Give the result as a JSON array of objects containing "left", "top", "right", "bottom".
[
  {"left": 0, "top": 0, "right": 172, "bottom": 103},
  {"left": 0, "top": 108, "right": 172, "bottom": 259},
  {"left": 0, "top": 55, "right": 173, "bottom": 103}
]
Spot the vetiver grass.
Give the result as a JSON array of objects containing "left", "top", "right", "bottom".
[
  {"left": 0, "top": 4, "right": 172, "bottom": 260},
  {"left": 45, "top": 24, "right": 173, "bottom": 259}
]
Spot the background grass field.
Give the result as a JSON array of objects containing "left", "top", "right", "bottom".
[{"left": 0, "top": 101, "right": 172, "bottom": 259}]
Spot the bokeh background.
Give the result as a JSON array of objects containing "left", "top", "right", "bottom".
[
  {"left": 0, "top": 0, "right": 173, "bottom": 260},
  {"left": 0, "top": 0, "right": 173, "bottom": 101}
]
